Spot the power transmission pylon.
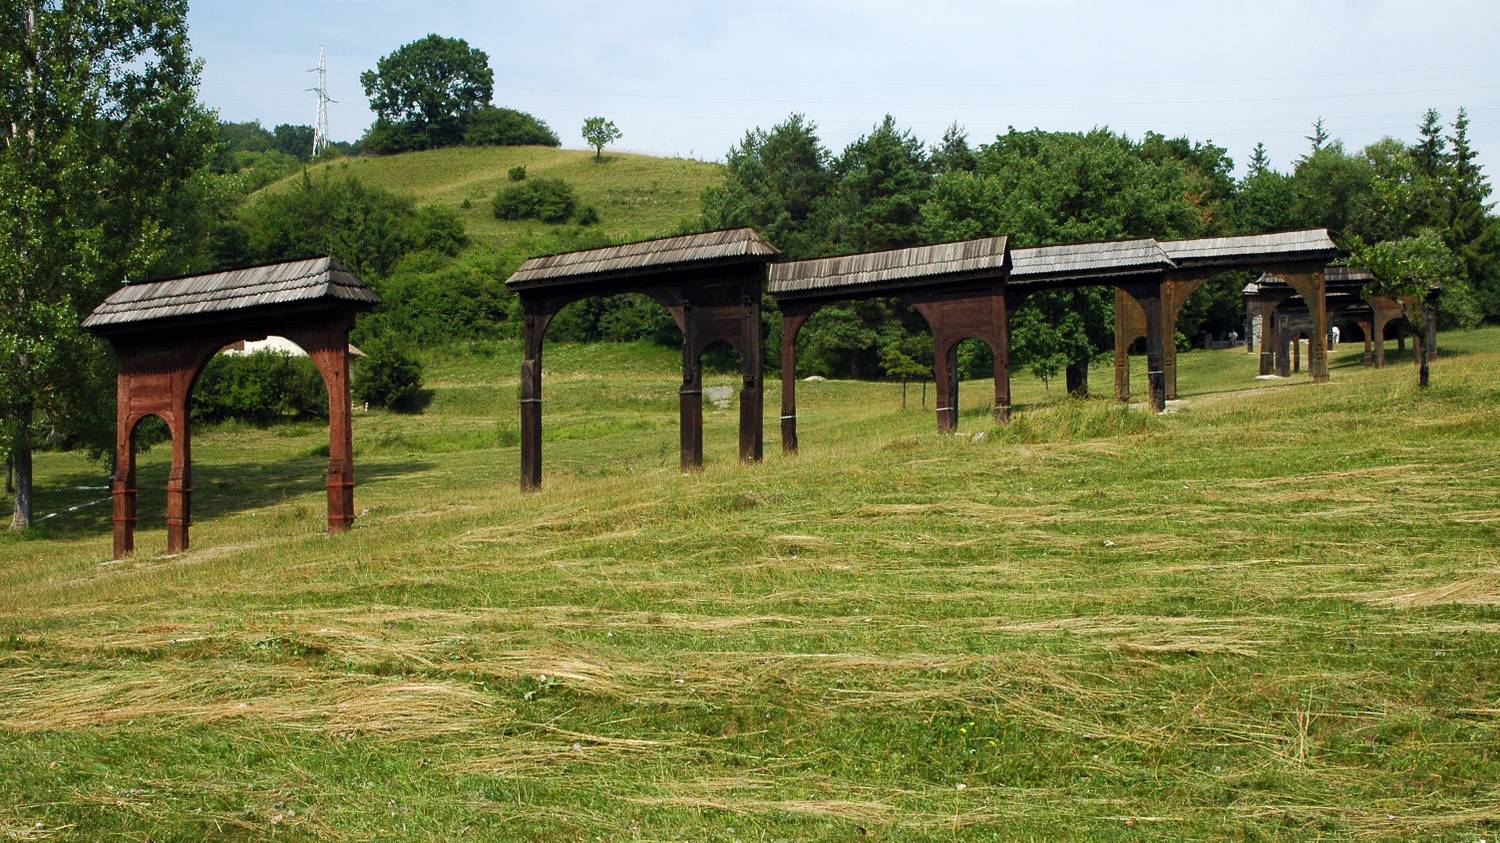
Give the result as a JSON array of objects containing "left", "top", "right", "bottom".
[{"left": 307, "top": 46, "right": 335, "bottom": 158}]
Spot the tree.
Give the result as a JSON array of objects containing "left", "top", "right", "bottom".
[
  {"left": 922, "top": 127, "right": 1209, "bottom": 395},
  {"left": 1446, "top": 108, "right": 1500, "bottom": 316},
  {"left": 239, "top": 171, "right": 459, "bottom": 279},
  {"left": 1303, "top": 117, "right": 1329, "bottom": 160},
  {"left": 1247, "top": 142, "right": 1271, "bottom": 178},
  {"left": 700, "top": 113, "right": 832, "bottom": 260},
  {"left": 1352, "top": 230, "right": 1459, "bottom": 387},
  {"left": 823, "top": 115, "right": 933, "bottom": 253},
  {"left": 360, "top": 34, "right": 494, "bottom": 152},
  {"left": 880, "top": 334, "right": 931, "bottom": 408},
  {"left": 463, "top": 107, "right": 559, "bottom": 147},
  {"left": 1414, "top": 108, "right": 1446, "bottom": 177},
  {"left": 581, "top": 116, "right": 621, "bottom": 161},
  {"left": 1, "top": 0, "right": 216, "bottom": 529},
  {"left": 272, "top": 123, "right": 316, "bottom": 161},
  {"left": 930, "top": 123, "right": 976, "bottom": 175}
]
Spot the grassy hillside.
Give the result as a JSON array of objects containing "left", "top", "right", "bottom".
[
  {"left": 268, "top": 145, "right": 723, "bottom": 250},
  {"left": 3, "top": 336, "right": 1500, "bottom": 839}
]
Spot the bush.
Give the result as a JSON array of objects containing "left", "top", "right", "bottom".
[
  {"left": 403, "top": 205, "right": 468, "bottom": 256},
  {"left": 354, "top": 340, "right": 425, "bottom": 411},
  {"left": 575, "top": 204, "right": 600, "bottom": 226},
  {"left": 241, "top": 171, "right": 424, "bottom": 278},
  {"left": 463, "top": 107, "right": 560, "bottom": 147},
  {"left": 491, "top": 177, "right": 577, "bottom": 223},
  {"left": 366, "top": 254, "right": 512, "bottom": 345},
  {"left": 507, "top": 166, "right": 526, "bottom": 181},
  {"left": 193, "top": 350, "right": 327, "bottom": 424}
]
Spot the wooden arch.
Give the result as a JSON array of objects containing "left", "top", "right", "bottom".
[
  {"left": 769, "top": 238, "right": 1011, "bottom": 451},
  {"left": 505, "top": 228, "right": 778, "bottom": 491},
  {"left": 84, "top": 257, "right": 378, "bottom": 558},
  {"left": 1112, "top": 230, "right": 1343, "bottom": 402}
]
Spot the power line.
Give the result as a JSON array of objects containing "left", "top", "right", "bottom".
[{"left": 491, "top": 60, "right": 1500, "bottom": 92}]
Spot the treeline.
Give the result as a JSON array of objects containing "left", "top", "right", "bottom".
[{"left": 691, "top": 111, "right": 1497, "bottom": 390}]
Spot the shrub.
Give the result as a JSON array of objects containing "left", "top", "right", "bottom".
[
  {"left": 354, "top": 340, "right": 425, "bottom": 411},
  {"left": 193, "top": 350, "right": 327, "bottom": 424},
  {"left": 241, "top": 171, "right": 422, "bottom": 278},
  {"left": 491, "top": 177, "right": 577, "bottom": 223},
  {"left": 507, "top": 165, "right": 526, "bottom": 181},
  {"left": 575, "top": 204, "right": 600, "bottom": 226},
  {"left": 463, "top": 107, "right": 560, "bottom": 147},
  {"left": 403, "top": 205, "right": 468, "bottom": 256}
]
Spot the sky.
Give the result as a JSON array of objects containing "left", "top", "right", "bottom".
[{"left": 189, "top": 0, "right": 1500, "bottom": 177}]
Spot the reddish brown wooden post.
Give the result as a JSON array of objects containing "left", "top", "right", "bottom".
[
  {"left": 519, "top": 306, "right": 548, "bottom": 492},
  {"left": 1359, "top": 319, "right": 1374, "bottom": 365},
  {"left": 289, "top": 324, "right": 356, "bottom": 531},
  {"left": 165, "top": 395, "right": 191, "bottom": 555},
  {"left": 1259, "top": 300, "right": 1279, "bottom": 375},
  {"left": 779, "top": 310, "right": 811, "bottom": 453},
  {"left": 1113, "top": 287, "right": 1142, "bottom": 402},
  {"left": 1281, "top": 270, "right": 1328, "bottom": 382},
  {"left": 932, "top": 337, "right": 956, "bottom": 433},
  {"left": 1122, "top": 278, "right": 1167, "bottom": 413},
  {"left": 679, "top": 302, "right": 704, "bottom": 472},
  {"left": 990, "top": 283, "right": 1011, "bottom": 423},
  {"left": 112, "top": 405, "right": 138, "bottom": 560},
  {"left": 737, "top": 288, "right": 764, "bottom": 463}
]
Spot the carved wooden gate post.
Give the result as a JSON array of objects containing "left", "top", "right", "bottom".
[{"left": 778, "top": 305, "right": 815, "bottom": 453}]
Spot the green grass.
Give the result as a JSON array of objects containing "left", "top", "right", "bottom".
[
  {"left": 2, "top": 332, "right": 1499, "bottom": 839},
  {"left": 268, "top": 145, "right": 722, "bottom": 250}
]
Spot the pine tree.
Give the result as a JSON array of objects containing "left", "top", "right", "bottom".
[
  {"left": 1247, "top": 142, "right": 1271, "bottom": 178},
  {"left": 1446, "top": 107, "right": 1500, "bottom": 317},
  {"left": 1303, "top": 117, "right": 1329, "bottom": 159},
  {"left": 1414, "top": 108, "right": 1446, "bottom": 177}
]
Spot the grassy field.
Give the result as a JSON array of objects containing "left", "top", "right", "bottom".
[
  {"left": 266, "top": 146, "right": 722, "bottom": 251},
  {"left": 2, "top": 331, "right": 1499, "bottom": 840}
]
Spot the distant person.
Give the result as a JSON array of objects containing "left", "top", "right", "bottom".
[
  {"left": 1330, "top": 325, "right": 1340, "bottom": 349},
  {"left": 1228, "top": 330, "right": 1238, "bottom": 345}
]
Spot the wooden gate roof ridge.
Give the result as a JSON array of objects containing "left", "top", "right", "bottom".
[
  {"left": 505, "top": 227, "right": 779, "bottom": 289},
  {"left": 1009, "top": 237, "right": 1175, "bottom": 283},
  {"left": 1160, "top": 228, "right": 1339, "bottom": 269},
  {"left": 82, "top": 256, "right": 377, "bottom": 333},
  {"left": 767, "top": 235, "right": 1010, "bottom": 296}
]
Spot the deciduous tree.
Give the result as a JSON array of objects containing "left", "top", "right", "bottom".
[{"left": 0, "top": 0, "right": 216, "bottom": 529}]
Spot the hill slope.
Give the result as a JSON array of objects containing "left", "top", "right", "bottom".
[
  {"left": 268, "top": 145, "right": 723, "bottom": 250},
  {"left": 4, "top": 334, "right": 1500, "bottom": 838}
]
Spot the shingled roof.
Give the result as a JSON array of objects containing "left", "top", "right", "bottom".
[
  {"left": 506, "top": 228, "right": 779, "bottom": 289},
  {"left": 1161, "top": 229, "right": 1339, "bottom": 268},
  {"left": 83, "top": 257, "right": 378, "bottom": 333},
  {"left": 1009, "top": 238, "right": 1175, "bottom": 283},
  {"left": 768, "top": 237, "right": 1009, "bottom": 297}
]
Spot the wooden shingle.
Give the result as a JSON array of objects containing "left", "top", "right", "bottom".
[
  {"left": 768, "top": 237, "right": 1009, "bottom": 296},
  {"left": 83, "top": 257, "right": 378, "bottom": 333},
  {"left": 506, "top": 228, "right": 779, "bottom": 289}
]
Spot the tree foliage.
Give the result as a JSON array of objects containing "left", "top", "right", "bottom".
[
  {"left": 237, "top": 171, "right": 466, "bottom": 279},
  {"left": 463, "top": 107, "right": 559, "bottom": 147},
  {"left": 0, "top": 0, "right": 216, "bottom": 528},
  {"left": 360, "top": 34, "right": 493, "bottom": 151},
  {"left": 581, "top": 117, "right": 621, "bottom": 161},
  {"left": 491, "top": 177, "right": 580, "bottom": 223}
]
